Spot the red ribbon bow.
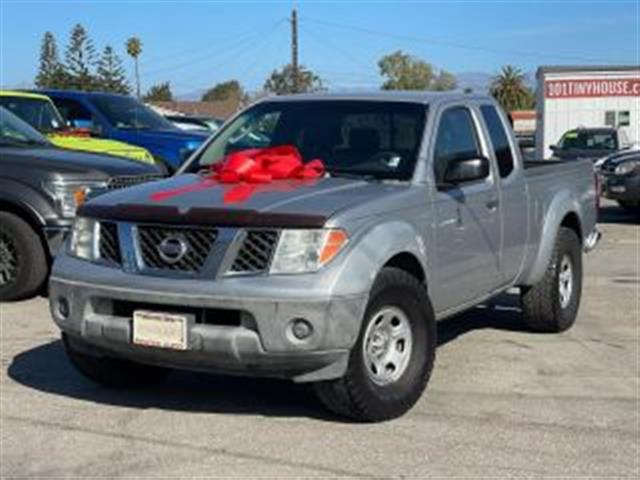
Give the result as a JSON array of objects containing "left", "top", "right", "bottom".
[
  {"left": 150, "top": 145, "right": 325, "bottom": 204},
  {"left": 213, "top": 145, "right": 325, "bottom": 183}
]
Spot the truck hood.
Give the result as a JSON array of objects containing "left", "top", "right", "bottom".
[
  {"left": 82, "top": 173, "right": 409, "bottom": 226},
  {"left": 1, "top": 145, "right": 162, "bottom": 178}
]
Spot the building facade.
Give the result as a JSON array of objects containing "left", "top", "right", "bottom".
[{"left": 536, "top": 65, "right": 640, "bottom": 159}]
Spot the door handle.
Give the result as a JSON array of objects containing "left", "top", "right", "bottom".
[{"left": 486, "top": 199, "right": 499, "bottom": 211}]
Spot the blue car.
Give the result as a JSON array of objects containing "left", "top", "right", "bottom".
[{"left": 38, "top": 90, "right": 209, "bottom": 171}]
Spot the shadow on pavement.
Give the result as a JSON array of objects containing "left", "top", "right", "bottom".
[
  {"left": 597, "top": 203, "right": 639, "bottom": 225},
  {"left": 8, "top": 293, "right": 530, "bottom": 418}
]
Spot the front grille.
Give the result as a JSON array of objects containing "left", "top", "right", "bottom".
[
  {"left": 230, "top": 230, "right": 279, "bottom": 274},
  {"left": 137, "top": 225, "right": 218, "bottom": 273},
  {"left": 94, "top": 299, "right": 243, "bottom": 327},
  {"left": 98, "top": 222, "right": 121, "bottom": 265},
  {"left": 107, "top": 174, "right": 162, "bottom": 190}
]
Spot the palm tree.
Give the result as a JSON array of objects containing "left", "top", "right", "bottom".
[
  {"left": 490, "top": 65, "right": 535, "bottom": 112},
  {"left": 125, "top": 37, "right": 142, "bottom": 98}
]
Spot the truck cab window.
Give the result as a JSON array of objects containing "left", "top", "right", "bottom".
[
  {"left": 480, "top": 105, "right": 514, "bottom": 178},
  {"left": 433, "top": 107, "right": 481, "bottom": 183}
]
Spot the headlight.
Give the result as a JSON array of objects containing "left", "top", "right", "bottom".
[
  {"left": 614, "top": 160, "right": 640, "bottom": 176},
  {"left": 43, "top": 180, "right": 107, "bottom": 218},
  {"left": 68, "top": 217, "right": 99, "bottom": 261},
  {"left": 270, "top": 229, "right": 348, "bottom": 274}
]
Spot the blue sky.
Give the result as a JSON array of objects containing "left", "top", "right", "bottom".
[{"left": 1, "top": 0, "right": 638, "bottom": 96}]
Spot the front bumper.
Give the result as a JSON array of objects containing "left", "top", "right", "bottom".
[
  {"left": 601, "top": 174, "right": 640, "bottom": 202},
  {"left": 49, "top": 253, "right": 367, "bottom": 383}
]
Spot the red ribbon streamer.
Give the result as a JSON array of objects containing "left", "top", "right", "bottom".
[{"left": 150, "top": 145, "right": 325, "bottom": 204}]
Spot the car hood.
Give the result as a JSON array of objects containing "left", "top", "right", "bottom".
[
  {"left": 49, "top": 135, "right": 155, "bottom": 163},
  {"left": 82, "top": 174, "right": 409, "bottom": 226},
  {"left": 1, "top": 145, "right": 162, "bottom": 178},
  {"left": 118, "top": 128, "right": 209, "bottom": 146}
]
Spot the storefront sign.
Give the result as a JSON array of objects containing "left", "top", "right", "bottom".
[{"left": 546, "top": 78, "right": 640, "bottom": 98}]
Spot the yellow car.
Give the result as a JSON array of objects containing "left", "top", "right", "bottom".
[{"left": 0, "top": 91, "right": 155, "bottom": 164}]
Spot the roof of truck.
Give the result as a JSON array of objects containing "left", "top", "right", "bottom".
[{"left": 261, "top": 91, "right": 492, "bottom": 104}]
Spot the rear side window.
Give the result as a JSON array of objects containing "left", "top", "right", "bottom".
[
  {"left": 433, "top": 107, "right": 481, "bottom": 183},
  {"left": 480, "top": 105, "right": 514, "bottom": 178}
]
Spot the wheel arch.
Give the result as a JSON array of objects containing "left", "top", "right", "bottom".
[{"left": 520, "top": 192, "right": 584, "bottom": 286}]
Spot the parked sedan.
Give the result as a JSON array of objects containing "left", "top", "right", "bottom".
[{"left": 599, "top": 150, "right": 640, "bottom": 211}]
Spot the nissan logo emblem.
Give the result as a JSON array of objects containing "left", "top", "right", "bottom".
[{"left": 157, "top": 235, "right": 189, "bottom": 264}]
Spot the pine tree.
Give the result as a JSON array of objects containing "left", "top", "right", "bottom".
[
  {"left": 142, "top": 82, "right": 173, "bottom": 102},
  {"left": 64, "top": 24, "right": 97, "bottom": 91},
  {"left": 96, "top": 46, "right": 130, "bottom": 94},
  {"left": 35, "top": 32, "right": 68, "bottom": 88}
]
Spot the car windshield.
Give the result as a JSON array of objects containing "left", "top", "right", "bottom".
[
  {"left": 91, "top": 95, "right": 176, "bottom": 130},
  {"left": 560, "top": 130, "right": 618, "bottom": 151},
  {"left": 0, "top": 107, "right": 51, "bottom": 147},
  {"left": 186, "top": 100, "right": 427, "bottom": 180},
  {"left": 0, "top": 96, "right": 65, "bottom": 134}
]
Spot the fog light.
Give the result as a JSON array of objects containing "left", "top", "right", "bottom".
[
  {"left": 291, "top": 319, "right": 313, "bottom": 340},
  {"left": 57, "top": 297, "right": 70, "bottom": 319}
]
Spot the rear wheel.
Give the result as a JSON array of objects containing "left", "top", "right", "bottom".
[
  {"left": 520, "top": 227, "right": 582, "bottom": 333},
  {"left": 313, "top": 267, "right": 436, "bottom": 422},
  {"left": 0, "top": 212, "right": 48, "bottom": 302},
  {"left": 63, "top": 334, "right": 171, "bottom": 388}
]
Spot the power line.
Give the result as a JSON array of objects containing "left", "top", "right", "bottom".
[
  {"left": 303, "top": 16, "right": 619, "bottom": 64},
  {"left": 170, "top": 21, "right": 287, "bottom": 90},
  {"left": 144, "top": 19, "right": 287, "bottom": 78},
  {"left": 300, "top": 24, "right": 372, "bottom": 71},
  {"left": 140, "top": 23, "right": 280, "bottom": 67}
]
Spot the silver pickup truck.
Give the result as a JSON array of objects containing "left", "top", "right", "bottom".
[{"left": 49, "top": 92, "right": 600, "bottom": 422}]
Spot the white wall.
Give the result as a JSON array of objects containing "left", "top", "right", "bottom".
[{"left": 536, "top": 69, "right": 640, "bottom": 158}]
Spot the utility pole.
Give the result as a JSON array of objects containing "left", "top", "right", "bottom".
[{"left": 291, "top": 6, "right": 299, "bottom": 93}]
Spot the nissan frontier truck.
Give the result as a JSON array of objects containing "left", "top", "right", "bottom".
[{"left": 49, "top": 92, "right": 601, "bottom": 422}]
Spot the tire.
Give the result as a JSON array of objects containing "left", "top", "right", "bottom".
[
  {"left": 63, "top": 334, "right": 170, "bottom": 389},
  {"left": 520, "top": 227, "right": 582, "bottom": 333},
  {"left": 313, "top": 267, "right": 436, "bottom": 422},
  {"left": 0, "top": 212, "right": 48, "bottom": 302}
]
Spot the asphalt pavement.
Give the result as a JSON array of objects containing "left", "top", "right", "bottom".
[{"left": 0, "top": 199, "right": 638, "bottom": 478}]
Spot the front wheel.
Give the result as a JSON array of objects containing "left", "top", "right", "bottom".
[
  {"left": 313, "top": 267, "right": 436, "bottom": 422},
  {"left": 520, "top": 227, "right": 582, "bottom": 333},
  {"left": 0, "top": 212, "right": 48, "bottom": 301}
]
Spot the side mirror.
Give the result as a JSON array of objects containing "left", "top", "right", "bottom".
[
  {"left": 550, "top": 144, "right": 559, "bottom": 152},
  {"left": 443, "top": 156, "right": 490, "bottom": 185}
]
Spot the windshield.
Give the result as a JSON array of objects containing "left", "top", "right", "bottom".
[
  {"left": 0, "top": 107, "right": 51, "bottom": 146},
  {"left": 0, "top": 96, "right": 65, "bottom": 134},
  {"left": 187, "top": 100, "right": 427, "bottom": 180},
  {"left": 92, "top": 95, "right": 176, "bottom": 130},
  {"left": 559, "top": 130, "right": 618, "bottom": 151}
]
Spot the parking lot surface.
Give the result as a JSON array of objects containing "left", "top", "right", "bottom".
[{"left": 0, "top": 200, "right": 638, "bottom": 478}]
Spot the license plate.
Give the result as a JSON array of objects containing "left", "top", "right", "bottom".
[
  {"left": 132, "top": 310, "right": 189, "bottom": 350},
  {"left": 610, "top": 185, "right": 626, "bottom": 193}
]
